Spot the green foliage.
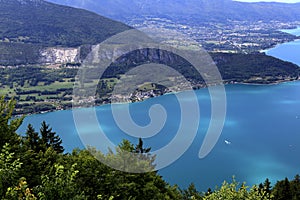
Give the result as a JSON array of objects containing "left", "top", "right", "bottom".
[
  {"left": 0, "top": 97, "right": 24, "bottom": 149},
  {"left": 0, "top": 0, "right": 130, "bottom": 65},
  {"left": 19, "top": 142, "right": 62, "bottom": 188},
  {"left": 37, "top": 164, "right": 87, "bottom": 200},
  {"left": 182, "top": 183, "right": 203, "bottom": 200},
  {"left": 272, "top": 176, "right": 300, "bottom": 200},
  {"left": 23, "top": 124, "right": 40, "bottom": 152},
  {"left": 134, "top": 138, "right": 151, "bottom": 154},
  {"left": 259, "top": 178, "right": 272, "bottom": 198},
  {"left": 0, "top": 143, "right": 22, "bottom": 198},
  {"left": 211, "top": 52, "right": 300, "bottom": 83},
  {"left": 102, "top": 139, "right": 156, "bottom": 173},
  {"left": 5, "top": 177, "right": 37, "bottom": 200},
  {"left": 39, "top": 121, "right": 64, "bottom": 153},
  {"left": 0, "top": 66, "right": 77, "bottom": 115},
  {"left": 0, "top": 1, "right": 130, "bottom": 47},
  {"left": 20, "top": 121, "right": 64, "bottom": 187},
  {"left": 203, "top": 177, "right": 272, "bottom": 200},
  {"left": 1, "top": 51, "right": 299, "bottom": 116},
  {"left": 0, "top": 43, "right": 41, "bottom": 66},
  {"left": 60, "top": 140, "right": 180, "bottom": 200}
]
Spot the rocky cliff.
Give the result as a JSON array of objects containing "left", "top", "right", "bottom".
[{"left": 39, "top": 47, "right": 80, "bottom": 64}]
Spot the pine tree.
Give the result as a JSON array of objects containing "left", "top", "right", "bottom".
[
  {"left": 273, "top": 177, "right": 292, "bottom": 200},
  {"left": 291, "top": 175, "right": 300, "bottom": 199},
  {"left": 182, "top": 183, "right": 203, "bottom": 200},
  {"left": 39, "top": 121, "right": 64, "bottom": 153},
  {"left": 263, "top": 178, "right": 272, "bottom": 195},
  {"left": 134, "top": 138, "right": 151, "bottom": 154},
  {"left": 23, "top": 124, "right": 40, "bottom": 152}
]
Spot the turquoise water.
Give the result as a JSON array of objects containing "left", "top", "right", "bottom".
[
  {"left": 18, "top": 81, "right": 300, "bottom": 190},
  {"left": 16, "top": 27, "right": 300, "bottom": 190},
  {"left": 280, "top": 27, "right": 300, "bottom": 36},
  {"left": 266, "top": 27, "right": 300, "bottom": 66}
]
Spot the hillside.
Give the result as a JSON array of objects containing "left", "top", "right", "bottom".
[
  {"left": 0, "top": 0, "right": 130, "bottom": 47},
  {"left": 0, "top": 0, "right": 130, "bottom": 65},
  {"left": 47, "top": 0, "right": 300, "bottom": 22}
]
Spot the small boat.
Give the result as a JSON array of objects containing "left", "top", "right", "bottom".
[{"left": 225, "top": 140, "right": 231, "bottom": 145}]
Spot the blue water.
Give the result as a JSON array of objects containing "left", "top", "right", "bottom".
[
  {"left": 280, "top": 27, "right": 300, "bottom": 36},
  {"left": 266, "top": 27, "right": 300, "bottom": 66},
  {"left": 17, "top": 27, "right": 300, "bottom": 190},
  {"left": 18, "top": 81, "right": 300, "bottom": 190}
]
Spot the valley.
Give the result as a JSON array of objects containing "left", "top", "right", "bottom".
[{"left": 128, "top": 18, "right": 300, "bottom": 53}]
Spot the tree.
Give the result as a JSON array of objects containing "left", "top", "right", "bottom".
[
  {"left": 0, "top": 143, "right": 22, "bottom": 198},
  {"left": 37, "top": 164, "right": 87, "bottom": 200},
  {"left": 291, "top": 174, "right": 300, "bottom": 199},
  {"left": 20, "top": 121, "right": 64, "bottom": 187},
  {"left": 0, "top": 97, "right": 24, "bottom": 150},
  {"left": 205, "top": 188, "right": 212, "bottom": 197},
  {"left": 263, "top": 178, "right": 272, "bottom": 195},
  {"left": 259, "top": 178, "right": 272, "bottom": 198},
  {"left": 23, "top": 124, "right": 40, "bottom": 152},
  {"left": 64, "top": 140, "right": 181, "bottom": 200},
  {"left": 39, "top": 121, "right": 64, "bottom": 153},
  {"left": 203, "top": 177, "right": 272, "bottom": 200},
  {"left": 182, "top": 183, "right": 203, "bottom": 200},
  {"left": 134, "top": 138, "right": 151, "bottom": 154},
  {"left": 59, "top": 149, "right": 111, "bottom": 200},
  {"left": 103, "top": 139, "right": 180, "bottom": 200},
  {"left": 5, "top": 177, "right": 37, "bottom": 200},
  {"left": 272, "top": 177, "right": 292, "bottom": 200}
]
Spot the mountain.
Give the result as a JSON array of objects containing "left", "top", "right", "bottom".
[
  {"left": 0, "top": 0, "right": 130, "bottom": 47},
  {"left": 0, "top": 0, "right": 130, "bottom": 65},
  {"left": 46, "top": 0, "right": 300, "bottom": 22}
]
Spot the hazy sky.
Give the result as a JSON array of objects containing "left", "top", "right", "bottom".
[{"left": 236, "top": 0, "right": 300, "bottom": 2}]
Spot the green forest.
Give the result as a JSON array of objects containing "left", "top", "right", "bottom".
[
  {"left": 0, "top": 1, "right": 130, "bottom": 47},
  {"left": 0, "top": 96, "right": 299, "bottom": 200}
]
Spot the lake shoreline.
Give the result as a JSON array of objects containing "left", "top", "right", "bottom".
[
  {"left": 16, "top": 25, "right": 300, "bottom": 116},
  {"left": 263, "top": 27, "right": 300, "bottom": 66},
  {"left": 17, "top": 78, "right": 300, "bottom": 117}
]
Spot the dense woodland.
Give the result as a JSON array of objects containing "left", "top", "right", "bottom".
[
  {"left": 0, "top": 96, "right": 299, "bottom": 200},
  {"left": 0, "top": 0, "right": 130, "bottom": 65},
  {"left": 0, "top": 0, "right": 130, "bottom": 47}
]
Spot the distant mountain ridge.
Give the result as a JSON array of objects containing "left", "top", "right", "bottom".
[{"left": 46, "top": 0, "right": 300, "bottom": 22}]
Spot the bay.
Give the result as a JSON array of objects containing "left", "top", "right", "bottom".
[
  {"left": 18, "top": 81, "right": 300, "bottom": 190},
  {"left": 280, "top": 27, "right": 300, "bottom": 36},
  {"left": 266, "top": 27, "right": 300, "bottom": 66}
]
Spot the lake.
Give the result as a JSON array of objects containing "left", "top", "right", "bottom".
[
  {"left": 266, "top": 27, "right": 300, "bottom": 66},
  {"left": 17, "top": 27, "right": 300, "bottom": 190},
  {"left": 18, "top": 81, "right": 300, "bottom": 190}
]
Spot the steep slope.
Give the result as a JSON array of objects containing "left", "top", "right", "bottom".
[
  {"left": 46, "top": 0, "right": 300, "bottom": 22},
  {"left": 0, "top": 0, "right": 131, "bottom": 65},
  {"left": 0, "top": 0, "right": 130, "bottom": 47}
]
